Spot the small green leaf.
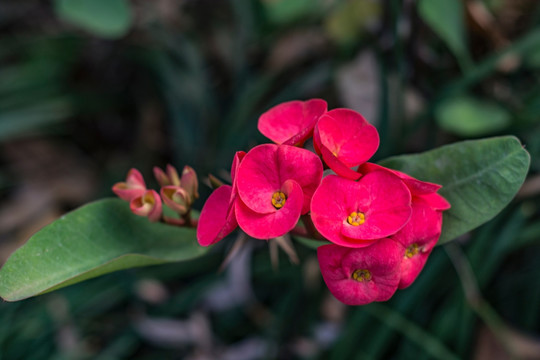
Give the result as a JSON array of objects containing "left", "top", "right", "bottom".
[
  {"left": 0, "top": 199, "right": 207, "bottom": 301},
  {"left": 380, "top": 136, "right": 530, "bottom": 244},
  {"left": 435, "top": 96, "right": 511, "bottom": 137},
  {"left": 54, "top": 0, "right": 133, "bottom": 39},
  {"left": 324, "top": 0, "right": 382, "bottom": 45},
  {"left": 418, "top": 0, "right": 471, "bottom": 69},
  {"left": 263, "top": 0, "right": 323, "bottom": 24}
]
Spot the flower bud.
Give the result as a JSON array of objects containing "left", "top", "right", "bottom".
[
  {"left": 112, "top": 168, "right": 146, "bottom": 201},
  {"left": 167, "top": 164, "right": 181, "bottom": 186},
  {"left": 130, "top": 189, "right": 162, "bottom": 222},
  {"left": 153, "top": 166, "right": 170, "bottom": 187},
  {"left": 180, "top": 165, "right": 199, "bottom": 200},
  {"left": 161, "top": 185, "right": 190, "bottom": 214},
  {"left": 153, "top": 164, "right": 181, "bottom": 187}
]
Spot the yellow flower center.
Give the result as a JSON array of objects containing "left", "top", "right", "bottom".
[
  {"left": 271, "top": 191, "right": 287, "bottom": 209},
  {"left": 352, "top": 269, "right": 372, "bottom": 282},
  {"left": 347, "top": 211, "right": 365, "bottom": 226},
  {"left": 405, "top": 243, "right": 420, "bottom": 258}
]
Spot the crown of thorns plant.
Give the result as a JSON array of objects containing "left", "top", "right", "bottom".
[{"left": 114, "top": 99, "right": 450, "bottom": 306}]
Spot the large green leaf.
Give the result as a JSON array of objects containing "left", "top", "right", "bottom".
[
  {"left": 0, "top": 199, "right": 207, "bottom": 301},
  {"left": 54, "top": 0, "right": 133, "bottom": 39},
  {"left": 380, "top": 136, "right": 530, "bottom": 244}
]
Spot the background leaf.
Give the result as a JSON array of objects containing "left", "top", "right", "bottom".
[
  {"left": 54, "top": 0, "right": 133, "bottom": 39},
  {"left": 435, "top": 96, "right": 511, "bottom": 137},
  {"left": 380, "top": 136, "right": 530, "bottom": 244},
  {"left": 418, "top": 0, "right": 471, "bottom": 70},
  {"left": 0, "top": 199, "right": 207, "bottom": 302}
]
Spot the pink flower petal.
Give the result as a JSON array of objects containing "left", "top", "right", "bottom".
[
  {"left": 197, "top": 185, "right": 238, "bottom": 247},
  {"left": 236, "top": 179, "right": 303, "bottom": 239},
  {"left": 320, "top": 144, "right": 362, "bottom": 180},
  {"left": 230, "top": 151, "right": 246, "bottom": 185},
  {"left": 258, "top": 99, "right": 327, "bottom": 145},
  {"left": 317, "top": 238, "right": 403, "bottom": 305},
  {"left": 358, "top": 163, "right": 441, "bottom": 195},
  {"left": 236, "top": 144, "right": 322, "bottom": 215},
  {"left": 276, "top": 145, "right": 323, "bottom": 214},
  {"left": 391, "top": 198, "right": 443, "bottom": 289},
  {"left": 236, "top": 144, "right": 282, "bottom": 214},
  {"left": 315, "top": 109, "right": 379, "bottom": 168},
  {"left": 112, "top": 185, "right": 146, "bottom": 202},
  {"left": 419, "top": 192, "right": 451, "bottom": 211},
  {"left": 311, "top": 173, "right": 411, "bottom": 247}
]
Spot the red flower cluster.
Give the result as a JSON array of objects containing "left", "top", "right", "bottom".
[{"left": 197, "top": 99, "right": 450, "bottom": 305}]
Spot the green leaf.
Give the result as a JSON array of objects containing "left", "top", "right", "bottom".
[
  {"left": 435, "top": 96, "right": 511, "bottom": 137},
  {"left": 418, "top": 0, "right": 471, "bottom": 69},
  {"left": 380, "top": 136, "right": 530, "bottom": 244},
  {"left": 263, "top": 0, "right": 323, "bottom": 24},
  {"left": 54, "top": 0, "right": 133, "bottom": 39},
  {"left": 324, "top": 0, "right": 382, "bottom": 45},
  {"left": 0, "top": 199, "right": 207, "bottom": 301}
]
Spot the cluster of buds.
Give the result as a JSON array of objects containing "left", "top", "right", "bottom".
[
  {"left": 113, "top": 165, "right": 199, "bottom": 225},
  {"left": 197, "top": 99, "right": 450, "bottom": 306}
]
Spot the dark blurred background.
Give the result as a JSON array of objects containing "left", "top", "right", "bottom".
[{"left": 1, "top": 0, "right": 540, "bottom": 359}]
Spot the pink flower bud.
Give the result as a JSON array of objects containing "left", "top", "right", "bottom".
[
  {"left": 153, "top": 166, "right": 170, "bottom": 187},
  {"left": 130, "top": 189, "right": 162, "bottom": 222},
  {"left": 112, "top": 168, "right": 146, "bottom": 201},
  {"left": 161, "top": 186, "right": 190, "bottom": 214},
  {"left": 167, "top": 164, "right": 181, "bottom": 186},
  {"left": 180, "top": 165, "right": 199, "bottom": 200},
  {"left": 153, "top": 164, "right": 181, "bottom": 187}
]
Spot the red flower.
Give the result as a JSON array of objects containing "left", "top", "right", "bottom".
[
  {"left": 391, "top": 198, "right": 443, "bottom": 289},
  {"left": 311, "top": 172, "right": 412, "bottom": 247},
  {"left": 317, "top": 238, "right": 403, "bottom": 305},
  {"left": 258, "top": 99, "right": 327, "bottom": 146},
  {"left": 235, "top": 144, "right": 323, "bottom": 239},
  {"left": 197, "top": 151, "right": 245, "bottom": 247},
  {"left": 314, "top": 109, "right": 379, "bottom": 180}
]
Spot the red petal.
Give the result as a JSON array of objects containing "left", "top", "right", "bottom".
[
  {"left": 197, "top": 185, "right": 238, "bottom": 246},
  {"left": 258, "top": 99, "right": 327, "bottom": 145}
]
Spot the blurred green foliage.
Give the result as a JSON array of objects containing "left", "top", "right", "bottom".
[{"left": 0, "top": 0, "right": 539, "bottom": 359}]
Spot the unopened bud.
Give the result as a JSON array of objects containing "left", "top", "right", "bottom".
[
  {"left": 130, "top": 189, "right": 162, "bottom": 222},
  {"left": 161, "top": 186, "right": 190, "bottom": 214},
  {"left": 153, "top": 166, "right": 170, "bottom": 187},
  {"left": 113, "top": 168, "right": 146, "bottom": 201},
  {"left": 166, "top": 164, "right": 181, "bottom": 186},
  {"left": 181, "top": 165, "right": 199, "bottom": 200}
]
